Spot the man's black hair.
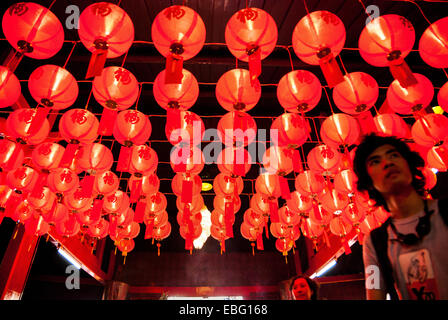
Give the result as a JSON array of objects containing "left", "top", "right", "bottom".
[{"left": 352, "top": 134, "right": 426, "bottom": 211}]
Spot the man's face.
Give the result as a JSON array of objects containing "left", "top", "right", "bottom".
[
  {"left": 365, "top": 144, "right": 413, "bottom": 195},
  {"left": 291, "top": 278, "right": 312, "bottom": 300}
]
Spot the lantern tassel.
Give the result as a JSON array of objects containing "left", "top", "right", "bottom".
[
  {"left": 28, "top": 106, "right": 50, "bottom": 135},
  {"left": 319, "top": 52, "right": 344, "bottom": 88},
  {"left": 389, "top": 58, "right": 418, "bottom": 88},
  {"left": 86, "top": 47, "right": 108, "bottom": 79},
  {"left": 248, "top": 47, "right": 262, "bottom": 87},
  {"left": 91, "top": 198, "right": 104, "bottom": 222},
  {"left": 134, "top": 201, "right": 146, "bottom": 224},
  {"left": 130, "top": 179, "right": 142, "bottom": 203},
  {"left": 233, "top": 149, "right": 246, "bottom": 177},
  {"left": 269, "top": 199, "right": 279, "bottom": 223},
  {"left": 157, "top": 242, "right": 161, "bottom": 256},
  {"left": 256, "top": 232, "right": 264, "bottom": 251},
  {"left": 181, "top": 180, "right": 193, "bottom": 204},
  {"left": 80, "top": 175, "right": 95, "bottom": 198},
  {"left": 221, "top": 239, "right": 225, "bottom": 253},
  {"left": 165, "top": 54, "right": 183, "bottom": 84},
  {"left": 144, "top": 220, "right": 154, "bottom": 239},
  {"left": 343, "top": 237, "right": 352, "bottom": 255},
  {"left": 30, "top": 172, "right": 48, "bottom": 199},
  {"left": 292, "top": 149, "right": 304, "bottom": 173},
  {"left": 278, "top": 176, "right": 291, "bottom": 200},
  {"left": 59, "top": 143, "right": 79, "bottom": 168},
  {"left": 98, "top": 108, "right": 117, "bottom": 136},
  {"left": 323, "top": 229, "right": 331, "bottom": 248},
  {"left": 224, "top": 201, "right": 234, "bottom": 238},
  {"left": 116, "top": 145, "right": 132, "bottom": 172}
]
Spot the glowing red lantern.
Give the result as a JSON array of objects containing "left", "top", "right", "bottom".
[
  {"left": 144, "top": 192, "right": 167, "bottom": 215},
  {"left": 215, "top": 69, "right": 261, "bottom": 112},
  {"left": 329, "top": 215, "right": 353, "bottom": 254},
  {"left": 128, "top": 145, "right": 158, "bottom": 177},
  {"left": 320, "top": 113, "right": 360, "bottom": 150},
  {"left": 359, "top": 212, "right": 381, "bottom": 235},
  {"left": 27, "top": 186, "right": 56, "bottom": 213},
  {"left": 170, "top": 145, "right": 204, "bottom": 175},
  {"left": 240, "top": 221, "right": 262, "bottom": 242},
  {"left": 93, "top": 171, "right": 119, "bottom": 196},
  {"left": 128, "top": 173, "right": 160, "bottom": 196},
  {"left": 217, "top": 111, "right": 257, "bottom": 147},
  {"left": 172, "top": 173, "right": 202, "bottom": 198},
  {"left": 41, "top": 203, "right": 68, "bottom": 226},
  {"left": 153, "top": 68, "right": 199, "bottom": 111},
  {"left": 270, "top": 113, "right": 310, "bottom": 149},
  {"left": 76, "top": 208, "right": 101, "bottom": 227},
  {"left": 88, "top": 218, "right": 109, "bottom": 239},
  {"left": 116, "top": 239, "right": 135, "bottom": 258},
  {"left": 300, "top": 218, "right": 324, "bottom": 243},
  {"left": 217, "top": 146, "right": 252, "bottom": 177},
  {"left": 25, "top": 215, "right": 50, "bottom": 236},
  {"left": 225, "top": 8, "right": 277, "bottom": 84},
  {"left": 77, "top": 143, "right": 114, "bottom": 175},
  {"left": 422, "top": 167, "right": 437, "bottom": 191},
  {"left": 55, "top": 213, "right": 80, "bottom": 237},
  {"left": 262, "top": 146, "right": 293, "bottom": 176},
  {"left": 214, "top": 195, "right": 241, "bottom": 214},
  {"left": 250, "top": 193, "right": 271, "bottom": 215},
  {"left": 103, "top": 190, "right": 130, "bottom": 215},
  {"left": 438, "top": 82, "right": 448, "bottom": 113},
  {"left": 0, "top": 66, "right": 21, "bottom": 108},
  {"left": 213, "top": 173, "right": 244, "bottom": 197},
  {"left": 292, "top": 11, "right": 346, "bottom": 87},
  {"left": 152, "top": 222, "right": 171, "bottom": 242},
  {"left": 2, "top": 2, "right": 64, "bottom": 59},
  {"left": 78, "top": 2, "right": 134, "bottom": 78},
  {"left": 117, "top": 221, "right": 140, "bottom": 240},
  {"left": 307, "top": 144, "right": 342, "bottom": 175},
  {"left": 31, "top": 142, "right": 64, "bottom": 172},
  {"left": 333, "top": 72, "right": 379, "bottom": 114},
  {"left": 177, "top": 209, "right": 200, "bottom": 227},
  {"left": 427, "top": 145, "right": 448, "bottom": 172},
  {"left": 6, "top": 165, "right": 39, "bottom": 192},
  {"left": 309, "top": 204, "right": 332, "bottom": 227},
  {"left": 165, "top": 110, "right": 204, "bottom": 145},
  {"left": 0, "top": 140, "right": 24, "bottom": 171},
  {"left": 359, "top": 14, "right": 417, "bottom": 88},
  {"left": 255, "top": 173, "right": 282, "bottom": 199},
  {"left": 419, "top": 17, "right": 448, "bottom": 69},
  {"left": 63, "top": 187, "right": 93, "bottom": 213},
  {"left": 334, "top": 169, "right": 357, "bottom": 195},
  {"left": 286, "top": 191, "right": 313, "bottom": 216},
  {"left": 6, "top": 108, "right": 50, "bottom": 145},
  {"left": 176, "top": 194, "right": 204, "bottom": 213},
  {"left": 12, "top": 201, "right": 35, "bottom": 224},
  {"left": 294, "top": 170, "right": 326, "bottom": 196},
  {"left": 276, "top": 70, "right": 322, "bottom": 113},
  {"left": 275, "top": 238, "right": 295, "bottom": 256},
  {"left": 113, "top": 110, "right": 151, "bottom": 146},
  {"left": 373, "top": 113, "right": 410, "bottom": 138},
  {"left": 47, "top": 168, "right": 79, "bottom": 195},
  {"left": 411, "top": 114, "right": 448, "bottom": 147},
  {"left": 211, "top": 209, "right": 234, "bottom": 228},
  {"left": 278, "top": 205, "right": 301, "bottom": 226},
  {"left": 319, "top": 187, "right": 349, "bottom": 215},
  {"left": 387, "top": 73, "right": 434, "bottom": 114},
  {"left": 243, "top": 208, "right": 267, "bottom": 228}
]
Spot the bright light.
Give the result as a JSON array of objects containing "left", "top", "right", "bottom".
[
  {"left": 431, "top": 168, "right": 439, "bottom": 174},
  {"left": 310, "top": 260, "right": 337, "bottom": 279},
  {"left": 58, "top": 248, "right": 81, "bottom": 269},
  {"left": 167, "top": 296, "right": 243, "bottom": 300},
  {"left": 432, "top": 106, "right": 444, "bottom": 115},
  {"left": 201, "top": 182, "right": 213, "bottom": 191},
  {"left": 193, "top": 207, "right": 212, "bottom": 249}
]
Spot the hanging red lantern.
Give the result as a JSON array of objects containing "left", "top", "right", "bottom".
[
  {"left": 165, "top": 110, "right": 204, "bottom": 145},
  {"left": 225, "top": 7, "right": 277, "bottom": 85},
  {"left": 55, "top": 213, "right": 80, "bottom": 237},
  {"left": 217, "top": 111, "right": 257, "bottom": 147},
  {"left": 41, "top": 202, "right": 68, "bottom": 226},
  {"left": 419, "top": 17, "right": 448, "bottom": 69},
  {"left": 47, "top": 168, "right": 79, "bottom": 195},
  {"left": 2, "top": 2, "right": 64, "bottom": 59},
  {"left": 359, "top": 212, "right": 381, "bottom": 235},
  {"left": 276, "top": 70, "right": 322, "bottom": 113},
  {"left": 12, "top": 201, "right": 35, "bottom": 224},
  {"left": 319, "top": 187, "right": 349, "bottom": 215},
  {"left": 88, "top": 218, "right": 109, "bottom": 240},
  {"left": 151, "top": 5, "right": 205, "bottom": 84},
  {"left": 427, "top": 145, "right": 448, "bottom": 172},
  {"left": 286, "top": 191, "right": 313, "bottom": 216},
  {"left": 214, "top": 195, "right": 241, "bottom": 214},
  {"left": 6, "top": 108, "right": 50, "bottom": 145},
  {"left": 176, "top": 194, "right": 204, "bottom": 213},
  {"left": 411, "top": 114, "right": 448, "bottom": 147},
  {"left": 151, "top": 221, "right": 171, "bottom": 242},
  {"left": 0, "top": 66, "right": 21, "bottom": 108},
  {"left": 294, "top": 170, "right": 326, "bottom": 196},
  {"left": 320, "top": 113, "right": 360, "bottom": 150},
  {"left": 110, "top": 207, "right": 134, "bottom": 230},
  {"left": 170, "top": 145, "right": 204, "bottom": 175},
  {"left": 300, "top": 218, "right": 324, "bottom": 242},
  {"left": 438, "top": 82, "right": 448, "bottom": 113},
  {"left": 210, "top": 225, "right": 231, "bottom": 251},
  {"left": 128, "top": 173, "right": 160, "bottom": 197},
  {"left": 422, "top": 167, "right": 437, "bottom": 191},
  {"left": 31, "top": 142, "right": 64, "bottom": 172},
  {"left": 116, "top": 239, "right": 135, "bottom": 259},
  {"left": 213, "top": 173, "right": 244, "bottom": 197},
  {"left": 117, "top": 221, "right": 140, "bottom": 240},
  {"left": 217, "top": 146, "right": 252, "bottom": 177},
  {"left": 240, "top": 221, "right": 262, "bottom": 242},
  {"left": 292, "top": 11, "right": 346, "bottom": 87},
  {"left": 153, "top": 68, "right": 199, "bottom": 111},
  {"left": 329, "top": 215, "right": 353, "bottom": 254},
  {"left": 144, "top": 192, "right": 167, "bottom": 216},
  {"left": 278, "top": 205, "right": 301, "bottom": 226},
  {"left": 128, "top": 145, "right": 158, "bottom": 177},
  {"left": 77, "top": 143, "right": 114, "bottom": 175},
  {"left": 250, "top": 193, "right": 271, "bottom": 215},
  {"left": 387, "top": 73, "right": 434, "bottom": 114},
  {"left": 307, "top": 144, "right": 342, "bottom": 175},
  {"left": 332, "top": 72, "right": 379, "bottom": 114},
  {"left": 333, "top": 168, "right": 357, "bottom": 195},
  {"left": 76, "top": 208, "right": 101, "bottom": 227},
  {"left": 6, "top": 165, "right": 39, "bottom": 192},
  {"left": 255, "top": 173, "right": 282, "bottom": 199},
  {"left": 262, "top": 146, "right": 293, "bottom": 176},
  {"left": 211, "top": 209, "right": 234, "bottom": 228},
  {"left": 26, "top": 186, "right": 57, "bottom": 213},
  {"left": 243, "top": 208, "right": 267, "bottom": 228},
  {"left": 0, "top": 140, "right": 24, "bottom": 171},
  {"left": 270, "top": 112, "right": 310, "bottom": 149},
  {"left": 359, "top": 14, "right": 417, "bottom": 88},
  {"left": 78, "top": 2, "right": 134, "bottom": 78},
  {"left": 103, "top": 190, "right": 130, "bottom": 215},
  {"left": 172, "top": 173, "right": 202, "bottom": 199},
  {"left": 93, "top": 170, "right": 119, "bottom": 197},
  {"left": 113, "top": 110, "right": 151, "bottom": 146},
  {"left": 373, "top": 113, "right": 410, "bottom": 138},
  {"left": 25, "top": 214, "right": 50, "bottom": 237},
  {"left": 215, "top": 69, "right": 261, "bottom": 112},
  {"left": 178, "top": 209, "right": 201, "bottom": 227},
  {"left": 63, "top": 187, "right": 93, "bottom": 213}
]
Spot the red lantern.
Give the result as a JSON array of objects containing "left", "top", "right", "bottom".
[
  {"left": 170, "top": 145, "right": 204, "bottom": 175},
  {"left": 76, "top": 208, "right": 101, "bottom": 227},
  {"left": 438, "top": 82, "right": 448, "bottom": 113},
  {"left": 103, "top": 190, "right": 130, "bottom": 215},
  {"left": 55, "top": 213, "right": 80, "bottom": 237},
  {"left": 214, "top": 195, "right": 241, "bottom": 214},
  {"left": 217, "top": 146, "right": 252, "bottom": 177},
  {"left": 307, "top": 144, "right": 342, "bottom": 175},
  {"left": 28, "top": 65, "right": 78, "bottom": 110},
  {"left": 373, "top": 113, "right": 410, "bottom": 138},
  {"left": 334, "top": 169, "right": 357, "bottom": 195},
  {"left": 128, "top": 145, "right": 158, "bottom": 177},
  {"left": 128, "top": 173, "right": 160, "bottom": 196},
  {"left": 117, "top": 221, "right": 140, "bottom": 240},
  {"left": 211, "top": 209, "right": 234, "bottom": 228},
  {"left": 294, "top": 170, "right": 326, "bottom": 196},
  {"left": 88, "top": 218, "right": 109, "bottom": 239},
  {"left": 422, "top": 167, "right": 437, "bottom": 191},
  {"left": 165, "top": 110, "right": 204, "bottom": 145},
  {"left": 320, "top": 113, "right": 360, "bottom": 150},
  {"left": 300, "top": 218, "right": 324, "bottom": 241},
  {"left": 77, "top": 143, "right": 114, "bottom": 174},
  {"left": 427, "top": 145, "right": 448, "bottom": 172},
  {"left": 0, "top": 140, "right": 24, "bottom": 171},
  {"left": 93, "top": 171, "right": 119, "bottom": 196},
  {"left": 359, "top": 212, "right": 381, "bottom": 235},
  {"left": 177, "top": 209, "right": 201, "bottom": 227},
  {"left": 6, "top": 165, "right": 39, "bottom": 192},
  {"left": 262, "top": 146, "right": 293, "bottom": 176},
  {"left": 78, "top": 2, "right": 134, "bottom": 78},
  {"left": 25, "top": 214, "right": 50, "bottom": 236},
  {"left": 250, "top": 193, "right": 271, "bottom": 215},
  {"left": 276, "top": 70, "right": 322, "bottom": 113},
  {"left": 153, "top": 68, "right": 199, "bottom": 111},
  {"left": 225, "top": 8, "right": 277, "bottom": 85},
  {"left": 255, "top": 173, "right": 282, "bottom": 199},
  {"left": 113, "top": 110, "right": 151, "bottom": 146},
  {"left": 286, "top": 191, "right": 313, "bottom": 216},
  {"left": 419, "top": 17, "right": 448, "bottom": 69},
  {"left": 329, "top": 216, "right": 353, "bottom": 254},
  {"left": 240, "top": 221, "right": 262, "bottom": 241},
  {"left": 176, "top": 194, "right": 204, "bottom": 213},
  {"left": 215, "top": 69, "right": 261, "bottom": 112},
  {"left": 144, "top": 192, "right": 167, "bottom": 215},
  {"left": 12, "top": 201, "right": 35, "bottom": 224},
  {"left": 0, "top": 66, "right": 21, "bottom": 108},
  {"left": 217, "top": 111, "right": 257, "bottom": 147},
  {"left": 116, "top": 239, "right": 135, "bottom": 258},
  {"left": 63, "top": 187, "right": 93, "bottom": 212},
  {"left": 278, "top": 205, "right": 301, "bottom": 226},
  {"left": 319, "top": 187, "right": 349, "bottom": 215},
  {"left": 172, "top": 173, "right": 202, "bottom": 198},
  {"left": 47, "top": 168, "right": 79, "bottom": 195},
  {"left": 213, "top": 173, "right": 244, "bottom": 197},
  {"left": 26, "top": 186, "right": 56, "bottom": 213},
  {"left": 292, "top": 11, "right": 346, "bottom": 87},
  {"left": 359, "top": 14, "right": 417, "bottom": 88},
  {"left": 2, "top": 2, "right": 64, "bottom": 59},
  {"left": 151, "top": 5, "right": 205, "bottom": 84},
  {"left": 243, "top": 208, "right": 267, "bottom": 228},
  {"left": 270, "top": 113, "right": 310, "bottom": 149},
  {"left": 411, "top": 114, "right": 448, "bottom": 147},
  {"left": 6, "top": 108, "right": 50, "bottom": 145},
  {"left": 31, "top": 142, "right": 64, "bottom": 172},
  {"left": 41, "top": 203, "right": 68, "bottom": 226},
  {"left": 332, "top": 72, "right": 379, "bottom": 114},
  {"left": 152, "top": 221, "right": 171, "bottom": 241},
  {"left": 387, "top": 73, "right": 434, "bottom": 114}
]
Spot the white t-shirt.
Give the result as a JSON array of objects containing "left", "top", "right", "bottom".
[{"left": 363, "top": 199, "right": 448, "bottom": 300}]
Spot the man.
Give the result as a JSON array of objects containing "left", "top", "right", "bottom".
[{"left": 353, "top": 134, "right": 448, "bottom": 300}]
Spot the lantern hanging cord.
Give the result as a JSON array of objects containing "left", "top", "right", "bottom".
[
  {"left": 322, "top": 86, "right": 335, "bottom": 115},
  {"left": 281, "top": 45, "right": 295, "bottom": 72},
  {"left": 121, "top": 49, "right": 129, "bottom": 68},
  {"left": 62, "top": 42, "right": 77, "bottom": 69},
  {"left": 302, "top": 0, "right": 311, "bottom": 16},
  {"left": 48, "top": 0, "right": 57, "bottom": 10},
  {"left": 356, "top": 0, "right": 368, "bottom": 13},
  {"left": 398, "top": 0, "right": 434, "bottom": 26}
]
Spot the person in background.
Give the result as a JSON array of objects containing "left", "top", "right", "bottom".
[
  {"left": 289, "top": 275, "right": 319, "bottom": 300},
  {"left": 353, "top": 134, "right": 448, "bottom": 300}
]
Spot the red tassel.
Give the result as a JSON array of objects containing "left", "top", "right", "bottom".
[
  {"left": 134, "top": 201, "right": 146, "bottom": 223},
  {"left": 358, "top": 232, "right": 364, "bottom": 245},
  {"left": 256, "top": 232, "right": 264, "bottom": 250},
  {"left": 28, "top": 107, "right": 50, "bottom": 135},
  {"left": 165, "top": 54, "right": 184, "bottom": 84},
  {"left": 172, "top": 145, "right": 187, "bottom": 173},
  {"left": 221, "top": 240, "right": 225, "bottom": 253},
  {"left": 130, "top": 179, "right": 142, "bottom": 203},
  {"left": 80, "top": 175, "right": 95, "bottom": 198},
  {"left": 278, "top": 176, "right": 291, "bottom": 200},
  {"left": 98, "top": 108, "right": 117, "bottom": 136},
  {"left": 86, "top": 48, "right": 108, "bottom": 79},
  {"left": 116, "top": 145, "right": 132, "bottom": 172},
  {"left": 233, "top": 149, "right": 246, "bottom": 177},
  {"left": 144, "top": 220, "right": 154, "bottom": 239},
  {"left": 30, "top": 172, "right": 48, "bottom": 198},
  {"left": 292, "top": 150, "right": 303, "bottom": 173},
  {"left": 45, "top": 199, "right": 58, "bottom": 223},
  {"left": 0, "top": 171, "right": 5, "bottom": 185},
  {"left": 167, "top": 108, "right": 181, "bottom": 130},
  {"left": 91, "top": 198, "right": 104, "bottom": 222},
  {"left": 265, "top": 221, "right": 269, "bottom": 239},
  {"left": 59, "top": 143, "right": 79, "bottom": 168},
  {"left": 319, "top": 53, "right": 344, "bottom": 88},
  {"left": 183, "top": 205, "right": 191, "bottom": 225},
  {"left": 181, "top": 180, "right": 193, "bottom": 204},
  {"left": 3, "top": 143, "right": 23, "bottom": 171},
  {"left": 248, "top": 47, "right": 262, "bottom": 87},
  {"left": 355, "top": 111, "right": 377, "bottom": 137},
  {"left": 343, "top": 238, "right": 352, "bottom": 255},
  {"left": 269, "top": 199, "right": 279, "bottom": 223},
  {"left": 323, "top": 229, "right": 331, "bottom": 248},
  {"left": 312, "top": 202, "right": 322, "bottom": 221},
  {"left": 389, "top": 58, "right": 418, "bottom": 88},
  {"left": 5, "top": 192, "right": 21, "bottom": 218},
  {"left": 225, "top": 205, "right": 234, "bottom": 238},
  {"left": 185, "top": 236, "right": 193, "bottom": 251}
]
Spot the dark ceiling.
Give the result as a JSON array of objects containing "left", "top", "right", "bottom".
[{"left": 1, "top": 0, "right": 448, "bottom": 260}]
